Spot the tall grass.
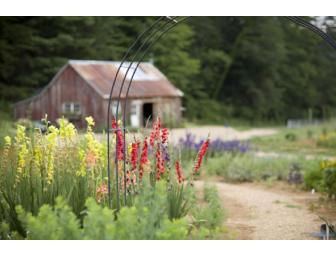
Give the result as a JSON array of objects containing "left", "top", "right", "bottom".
[{"left": 204, "top": 153, "right": 321, "bottom": 183}]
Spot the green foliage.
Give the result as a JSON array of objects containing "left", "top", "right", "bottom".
[
  {"left": 317, "top": 131, "right": 336, "bottom": 149},
  {"left": 323, "top": 168, "right": 336, "bottom": 198},
  {"left": 304, "top": 159, "right": 336, "bottom": 198},
  {"left": 205, "top": 153, "right": 320, "bottom": 183},
  {"left": 0, "top": 110, "right": 14, "bottom": 148},
  {"left": 303, "top": 167, "right": 324, "bottom": 191},
  {"left": 285, "top": 132, "right": 297, "bottom": 141},
  {"left": 2, "top": 17, "right": 336, "bottom": 123},
  {"left": 17, "top": 197, "right": 81, "bottom": 240},
  {"left": 251, "top": 122, "right": 336, "bottom": 156},
  {"left": 192, "top": 183, "right": 225, "bottom": 238},
  {"left": 14, "top": 196, "right": 190, "bottom": 240},
  {"left": 167, "top": 183, "right": 190, "bottom": 220}
]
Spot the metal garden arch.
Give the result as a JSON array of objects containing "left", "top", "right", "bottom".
[{"left": 107, "top": 16, "right": 336, "bottom": 209}]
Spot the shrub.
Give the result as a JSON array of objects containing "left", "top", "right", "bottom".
[
  {"left": 323, "top": 168, "right": 336, "bottom": 199},
  {"left": 303, "top": 159, "right": 336, "bottom": 198},
  {"left": 285, "top": 132, "right": 297, "bottom": 141},
  {"left": 317, "top": 131, "right": 336, "bottom": 148},
  {"left": 13, "top": 196, "right": 190, "bottom": 240},
  {"left": 303, "top": 167, "right": 324, "bottom": 191}
]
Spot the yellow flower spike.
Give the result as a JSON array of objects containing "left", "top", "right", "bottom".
[
  {"left": 58, "top": 118, "right": 76, "bottom": 140},
  {"left": 44, "top": 125, "right": 59, "bottom": 184},
  {"left": 320, "top": 161, "right": 325, "bottom": 170},
  {"left": 85, "top": 117, "right": 95, "bottom": 132},
  {"left": 14, "top": 125, "right": 29, "bottom": 182},
  {"left": 65, "top": 123, "right": 76, "bottom": 139},
  {"left": 4, "top": 136, "right": 11, "bottom": 146},
  {"left": 128, "top": 143, "right": 132, "bottom": 156},
  {"left": 33, "top": 145, "right": 42, "bottom": 171}
]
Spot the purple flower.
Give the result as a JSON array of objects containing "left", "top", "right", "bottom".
[
  {"left": 162, "top": 144, "right": 170, "bottom": 162},
  {"left": 178, "top": 133, "right": 249, "bottom": 154}
]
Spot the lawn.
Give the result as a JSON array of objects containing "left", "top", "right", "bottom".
[{"left": 250, "top": 120, "right": 336, "bottom": 157}]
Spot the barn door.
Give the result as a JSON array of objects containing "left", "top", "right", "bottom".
[{"left": 130, "top": 100, "right": 140, "bottom": 127}]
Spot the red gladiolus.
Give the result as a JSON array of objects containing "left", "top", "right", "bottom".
[
  {"left": 130, "top": 141, "right": 140, "bottom": 171},
  {"left": 194, "top": 137, "right": 210, "bottom": 175},
  {"left": 161, "top": 128, "right": 169, "bottom": 144},
  {"left": 139, "top": 137, "right": 149, "bottom": 181},
  {"left": 125, "top": 170, "right": 131, "bottom": 186},
  {"left": 155, "top": 143, "right": 165, "bottom": 180},
  {"left": 149, "top": 117, "right": 161, "bottom": 146},
  {"left": 175, "top": 160, "right": 184, "bottom": 184},
  {"left": 124, "top": 170, "right": 137, "bottom": 188},
  {"left": 112, "top": 118, "right": 124, "bottom": 160},
  {"left": 131, "top": 171, "right": 137, "bottom": 185},
  {"left": 96, "top": 183, "right": 108, "bottom": 203}
]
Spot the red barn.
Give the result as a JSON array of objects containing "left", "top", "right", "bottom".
[{"left": 14, "top": 60, "right": 183, "bottom": 129}]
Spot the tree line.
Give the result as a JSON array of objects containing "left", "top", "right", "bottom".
[{"left": 1, "top": 16, "right": 336, "bottom": 124}]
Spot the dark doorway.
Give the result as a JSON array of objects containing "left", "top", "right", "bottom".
[{"left": 143, "top": 103, "right": 153, "bottom": 127}]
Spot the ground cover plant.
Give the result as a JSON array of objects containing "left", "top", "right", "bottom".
[
  {"left": 250, "top": 120, "right": 336, "bottom": 156},
  {"left": 204, "top": 153, "right": 321, "bottom": 184},
  {"left": 0, "top": 116, "right": 216, "bottom": 240},
  {"left": 304, "top": 159, "right": 336, "bottom": 199},
  {"left": 192, "top": 183, "right": 226, "bottom": 238}
]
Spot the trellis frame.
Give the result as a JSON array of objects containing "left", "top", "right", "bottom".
[{"left": 107, "top": 16, "right": 336, "bottom": 209}]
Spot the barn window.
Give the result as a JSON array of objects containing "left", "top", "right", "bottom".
[
  {"left": 73, "top": 103, "right": 81, "bottom": 114},
  {"left": 62, "top": 102, "right": 81, "bottom": 115},
  {"left": 63, "top": 103, "right": 72, "bottom": 113}
]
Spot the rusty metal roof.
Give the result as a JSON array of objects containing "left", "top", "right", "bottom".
[{"left": 69, "top": 60, "right": 183, "bottom": 99}]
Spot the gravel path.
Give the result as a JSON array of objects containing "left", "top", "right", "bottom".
[
  {"left": 195, "top": 181, "right": 321, "bottom": 240},
  {"left": 169, "top": 126, "right": 277, "bottom": 144}
]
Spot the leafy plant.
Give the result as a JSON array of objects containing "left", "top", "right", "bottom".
[
  {"left": 192, "top": 184, "right": 225, "bottom": 237},
  {"left": 14, "top": 196, "right": 190, "bottom": 240},
  {"left": 303, "top": 167, "right": 324, "bottom": 191},
  {"left": 167, "top": 184, "right": 191, "bottom": 220},
  {"left": 0, "top": 116, "right": 212, "bottom": 238},
  {"left": 285, "top": 133, "right": 297, "bottom": 141},
  {"left": 323, "top": 168, "right": 336, "bottom": 199}
]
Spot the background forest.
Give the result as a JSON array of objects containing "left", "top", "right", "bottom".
[{"left": 1, "top": 16, "right": 336, "bottom": 124}]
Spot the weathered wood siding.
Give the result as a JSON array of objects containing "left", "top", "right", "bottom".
[
  {"left": 14, "top": 65, "right": 106, "bottom": 129},
  {"left": 14, "top": 63, "right": 183, "bottom": 129}
]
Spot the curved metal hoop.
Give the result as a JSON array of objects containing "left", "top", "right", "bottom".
[
  {"left": 107, "top": 16, "right": 164, "bottom": 208},
  {"left": 106, "top": 16, "right": 186, "bottom": 209},
  {"left": 286, "top": 16, "right": 336, "bottom": 50},
  {"left": 107, "top": 16, "right": 336, "bottom": 208},
  {"left": 115, "top": 17, "right": 182, "bottom": 205}
]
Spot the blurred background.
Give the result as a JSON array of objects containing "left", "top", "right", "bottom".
[{"left": 1, "top": 16, "right": 336, "bottom": 128}]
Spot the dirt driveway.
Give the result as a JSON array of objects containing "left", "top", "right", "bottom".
[
  {"left": 169, "top": 126, "right": 277, "bottom": 144},
  {"left": 195, "top": 181, "right": 321, "bottom": 240}
]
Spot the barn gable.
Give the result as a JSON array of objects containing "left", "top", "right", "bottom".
[
  {"left": 14, "top": 60, "right": 183, "bottom": 128},
  {"left": 68, "top": 60, "right": 184, "bottom": 99},
  {"left": 14, "top": 63, "right": 106, "bottom": 128}
]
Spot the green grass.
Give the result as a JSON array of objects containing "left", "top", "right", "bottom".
[
  {"left": 203, "top": 153, "right": 321, "bottom": 183},
  {"left": 183, "top": 117, "right": 282, "bottom": 131},
  {"left": 0, "top": 111, "right": 15, "bottom": 147},
  {"left": 285, "top": 204, "right": 302, "bottom": 209},
  {"left": 250, "top": 120, "right": 336, "bottom": 156}
]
